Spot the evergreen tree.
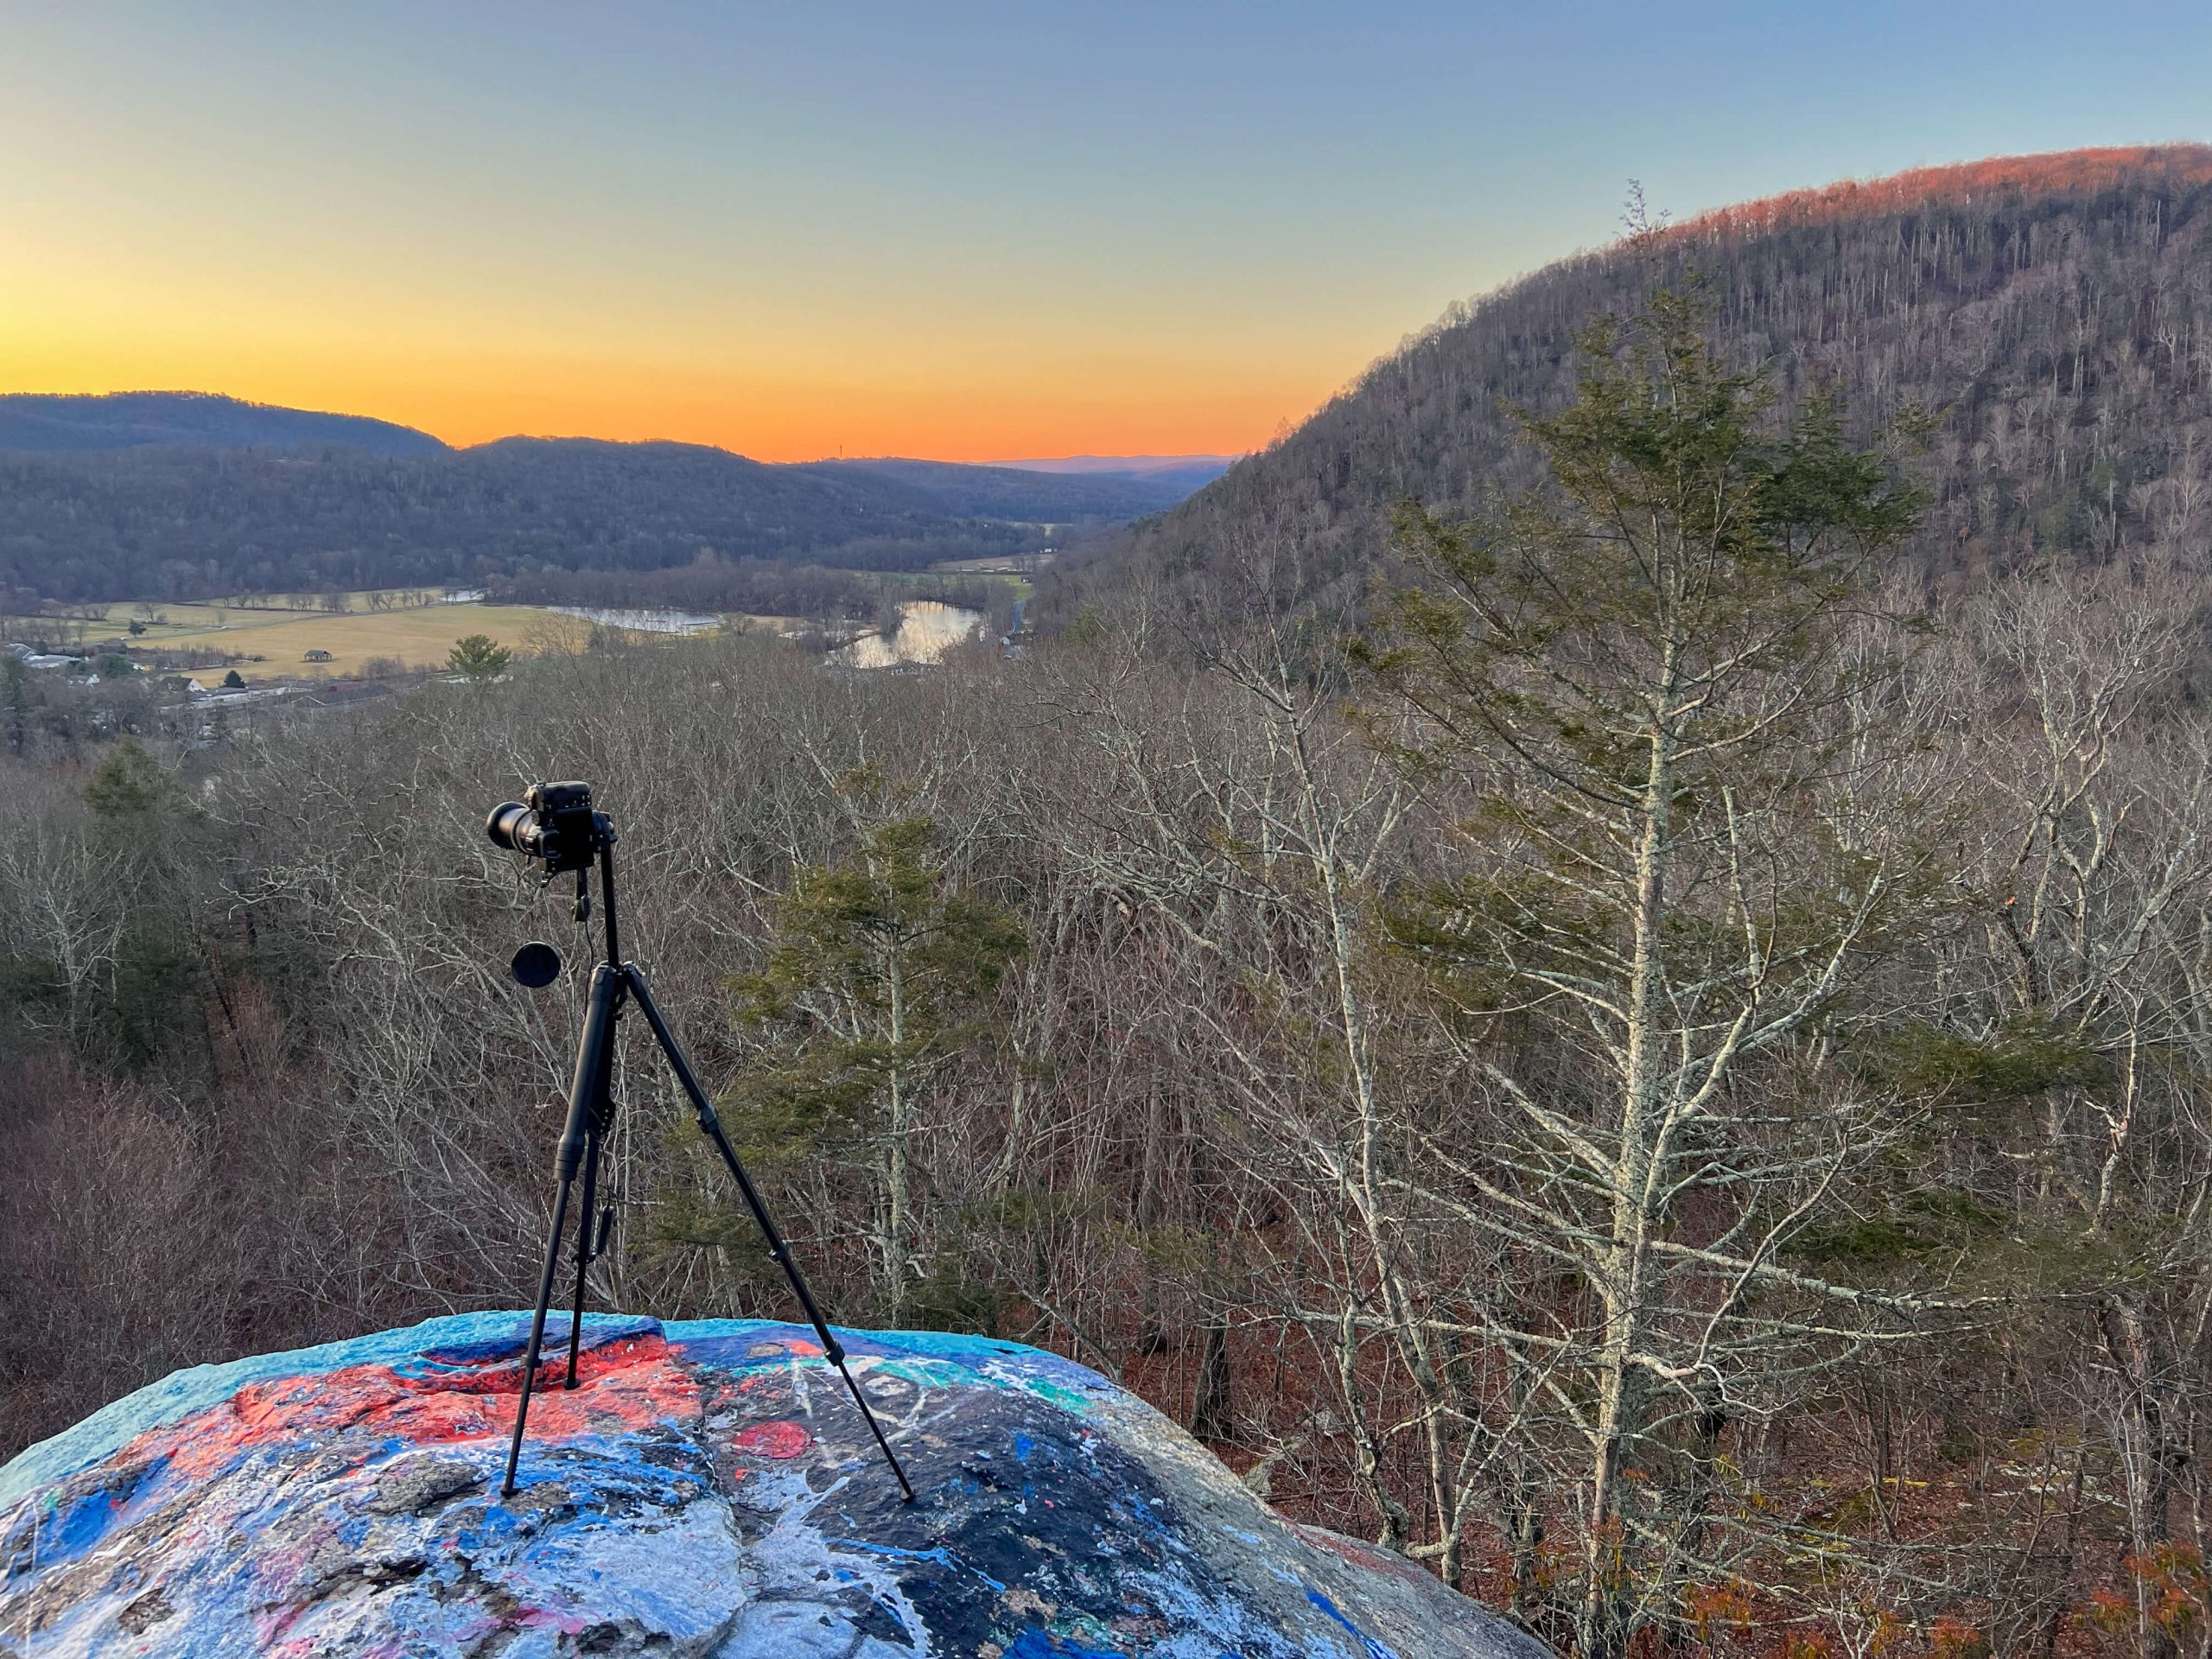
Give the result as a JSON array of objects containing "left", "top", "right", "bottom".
[
  {"left": 447, "top": 633, "right": 512, "bottom": 681},
  {"left": 1, "top": 653, "right": 29, "bottom": 753},
  {"left": 79, "top": 739, "right": 208, "bottom": 1068},
  {"left": 83, "top": 736, "right": 182, "bottom": 819},
  {"left": 721, "top": 811, "right": 1024, "bottom": 1325}
]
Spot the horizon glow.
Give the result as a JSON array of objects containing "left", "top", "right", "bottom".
[{"left": 4, "top": 3, "right": 2210, "bottom": 462}]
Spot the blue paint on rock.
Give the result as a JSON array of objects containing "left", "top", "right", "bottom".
[
  {"left": 1, "top": 1313, "right": 1551, "bottom": 1658},
  {"left": 1004, "top": 1627, "right": 1130, "bottom": 1658},
  {"left": 1311, "top": 1587, "right": 1398, "bottom": 1659}
]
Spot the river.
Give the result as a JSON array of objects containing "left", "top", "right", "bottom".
[{"left": 835, "top": 601, "right": 985, "bottom": 668}]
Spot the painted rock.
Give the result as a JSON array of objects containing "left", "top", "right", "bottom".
[{"left": 0, "top": 1313, "right": 1548, "bottom": 1658}]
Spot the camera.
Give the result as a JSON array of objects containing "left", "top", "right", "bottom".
[{"left": 487, "top": 781, "right": 601, "bottom": 873}]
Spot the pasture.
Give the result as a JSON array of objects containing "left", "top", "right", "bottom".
[{"left": 96, "top": 594, "right": 579, "bottom": 681}]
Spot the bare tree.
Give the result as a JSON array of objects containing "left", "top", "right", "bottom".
[{"left": 1356, "top": 293, "right": 1948, "bottom": 1654}]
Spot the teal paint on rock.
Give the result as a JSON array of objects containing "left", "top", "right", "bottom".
[{"left": 0, "top": 1315, "right": 1549, "bottom": 1658}]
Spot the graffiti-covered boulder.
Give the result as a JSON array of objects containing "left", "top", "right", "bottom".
[{"left": 0, "top": 1313, "right": 1547, "bottom": 1657}]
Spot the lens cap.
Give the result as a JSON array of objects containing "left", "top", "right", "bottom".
[{"left": 510, "top": 941, "right": 563, "bottom": 988}]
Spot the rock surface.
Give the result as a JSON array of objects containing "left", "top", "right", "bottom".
[{"left": 0, "top": 1313, "right": 1547, "bottom": 1657}]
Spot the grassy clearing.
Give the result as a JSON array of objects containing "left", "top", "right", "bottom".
[
  {"left": 925, "top": 554, "right": 1058, "bottom": 575},
  {"left": 146, "top": 603, "right": 575, "bottom": 682},
  {"left": 80, "top": 588, "right": 822, "bottom": 684},
  {"left": 867, "top": 570, "right": 1032, "bottom": 601},
  {"left": 92, "top": 589, "right": 453, "bottom": 641}
]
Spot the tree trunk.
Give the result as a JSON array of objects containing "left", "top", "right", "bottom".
[
  {"left": 1190, "top": 1314, "right": 1234, "bottom": 1444},
  {"left": 885, "top": 946, "right": 909, "bottom": 1325},
  {"left": 2101, "top": 1294, "right": 2180, "bottom": 1659},
  {"left": 1582, "top": 709, "right": 1676, "bottom": 1659}
]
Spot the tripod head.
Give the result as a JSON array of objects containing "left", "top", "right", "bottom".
[
  {"left": 488, "top": 781, "right": 608, "bottom": 874},
  {"left": 489, "top": 780, "right": 624, "bottom": 969}
]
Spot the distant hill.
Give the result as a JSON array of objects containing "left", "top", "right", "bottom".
[
  {"left": 0, "top": 434, "right": 1191, "bottom": 603},
  {"left": 996, "top": 454, "right": 1240, "bottom": 493},
  {"left": 1040, "top": 145, "right": 2212, "bottom": 628},
  {"left": 0, "top": 392, "right": 1212, "bottom": 601},
  {"left": 814, "top": 457, "right": 1198, "bottom": 519},
  {"left": 0, "top": 391, "right": 448, "bottom": 456}
]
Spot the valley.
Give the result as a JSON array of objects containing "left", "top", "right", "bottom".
[
  {"left": 10, "top": 143, "right": 2212, "bottom": 1659},
  {"left": 6, "top": 586, "right": 995, "bottom": 683}
]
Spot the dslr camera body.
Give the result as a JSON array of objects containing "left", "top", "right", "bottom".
[{"left": 487, "top": 781, "right": 603, "bottom": 874}]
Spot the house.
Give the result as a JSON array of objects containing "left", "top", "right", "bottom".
[
  {"left": 304, "top": 648, "right": 334, "bottom": 663},
  {"left": 5, "top": 640, "right": 73, "bottom": 666}
]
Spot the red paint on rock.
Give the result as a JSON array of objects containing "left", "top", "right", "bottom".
[
  {"left": 734, "top": 1420, "right": 811, "bottom": 1459},
  {"left": 107, "top": 1332, "right": 700, "bottom": 1495}
]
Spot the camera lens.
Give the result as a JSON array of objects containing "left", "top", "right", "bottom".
[{"left": 486, "top": 801, "right": 535, "bottom": 851}]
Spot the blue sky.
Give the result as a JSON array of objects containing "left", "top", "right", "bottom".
[{"left": 3, "top": 1, "right": 2207, "bottom": 457}]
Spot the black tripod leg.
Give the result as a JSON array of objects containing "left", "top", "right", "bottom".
[
  {"left": 501, "top": 1171, "right": 575, "bottom": 1497},
  {"left": 622, "top": 964, "right": 916, "bottom": 1503},
  {"left": 563, "top": 996, "right": 620, "bottom": 1389},
  {"left": 563, "top": 1114, "right": 605, "bottom": 1389},
  {"left": 502, "top": 963, "right": 622, "bottom": 1498}
]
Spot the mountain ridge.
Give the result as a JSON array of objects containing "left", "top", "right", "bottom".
[
  {"left": 0, "top": 432, "right": 1202, "bottom": 603},
  {"left": 1660, "top": 142, "right": 2212, "bottom": 242},
  {"left": 0, "top": 393, "right": 1237, "bottom": 499},
  {"left": 0, "top": 391, "right": 448, "bottom": 457},
  {"left": 992, "top": 453, "right": 1242, "bottom": 491},
  {"left": 1039, "top": 144, "right": 2212, "bottom": 628}
]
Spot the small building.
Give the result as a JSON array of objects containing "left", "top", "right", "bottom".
[{"left": 303, "top": 649, "right": 334, "bottom": 663}]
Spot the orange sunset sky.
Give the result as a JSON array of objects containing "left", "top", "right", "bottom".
[{"left": 7, "top": 3, "right": 2209, "bottom": 462}]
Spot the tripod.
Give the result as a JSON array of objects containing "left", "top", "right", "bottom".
[{"left": 499, "top": 816, "right": 913, "bottom": 1502}]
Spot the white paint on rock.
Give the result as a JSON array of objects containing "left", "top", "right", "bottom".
[{"left": 0, "top": 1315, "right": 1552, "bottom": 1659}]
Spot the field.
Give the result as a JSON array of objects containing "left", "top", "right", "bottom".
[
  {"left": 93, "top": 594, "right": 587, "bottom": 683},
  {"left": 875, "top": 569, "right": 1033, "bottom": 601},
  {"left": 925, "top": 553, "right": 1058, "bottom": 575}
]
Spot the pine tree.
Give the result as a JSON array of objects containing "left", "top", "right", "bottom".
[
  {"left": 447, "top": 634, "right": 511, "bottom": 682},
  {"left": 1, "top": 654, "right": 30, "bottom": 753},
  {"left": 83, "top": 736, "right": 182, "bottom": 819},
  {"left": 721, "top": 812, "right": 1024, "bottom": 1325}
]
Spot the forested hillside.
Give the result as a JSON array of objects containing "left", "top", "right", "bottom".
[
  {"left": 0, "top": 436, "right": 1187, "bottom": 602},
  {"left": 1042, "top": 144, "right": 2212, "bottom": 624},
  {"left": 822, "top": 455, "right": 1193, "bottom": 518},
  {"left": 10, "top": 542, "right": 2212, "bottom": 1657},
  {"left": 0, "top": 391, "right": 447, "bottom": 455}
]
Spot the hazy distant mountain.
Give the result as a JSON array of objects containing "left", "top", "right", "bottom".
[
  {"left": 814, "top": 457, "right": 1198, "bottom": 518},
  {"left": 0, "top": 392, "right": 1221, "bottom": 601},
  {"left": 0, "top": 434, "right": 1194, "bottom": 603},
  {"left": 0, "top": 391, "right": 448, "bottom": 456},
  {"left": 1042, "top": 145, "right": 2212, "bottom": 627},
  {"left": 996, "top": 454, "right": 1240, "bottom": 492},
  {"left": 0, "top": 393, "right": 1217, "bottom": 515}
]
